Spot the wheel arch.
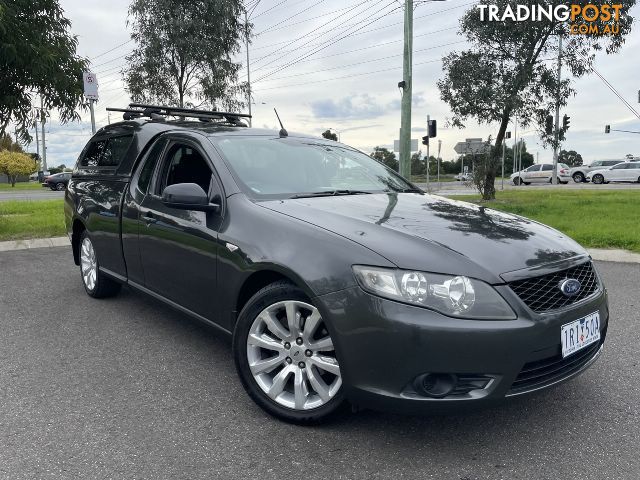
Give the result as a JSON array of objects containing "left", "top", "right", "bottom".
[
  {"left": 234, "top": 266, "right": 315, "bottom": 323},
  {"left": 71, "top": 218, "right": 86, "bottom": 265}
]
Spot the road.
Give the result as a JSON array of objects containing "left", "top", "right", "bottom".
[
  {"left": 0, "top": 190, "right": 64, "bottom": 202},
  {"left": 417, "top": 180, "right": 640, "bottom": 196},
  {"left": 1, "top": 249, "right": 639, "bottom": 479}
]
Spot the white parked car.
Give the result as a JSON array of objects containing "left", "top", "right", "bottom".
[
  {"left": 510, "top": 163, "right": 570, "bottom": 185},
  {"left": 569, "top": 159, "right": 626, "bottom": 183},
  {"left": 454, "top": 172, "right": 472, "bottom": 181},
  {"left": 587, "top": 161, "right": 640, "bottom": 184}
]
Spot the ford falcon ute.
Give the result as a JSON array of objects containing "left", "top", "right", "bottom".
[{"left": 64, "top": 104, "right": 608, "bottom": 423}]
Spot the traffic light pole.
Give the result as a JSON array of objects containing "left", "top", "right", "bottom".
[
  {"left": 426, "top": 114, "right": 430, "bottom": 190},
  {"left": 399, "top": 0, "right": 413, "bottom": 178},
  {"left": 552, "top": 34, "right": 563, "bottom": 185}
]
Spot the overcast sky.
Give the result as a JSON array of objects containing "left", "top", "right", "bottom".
[{"left": 36, "top": 0, "right": 640, "bottom": 167}]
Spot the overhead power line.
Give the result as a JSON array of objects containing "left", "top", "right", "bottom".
[{"left": 90, "top": 39, "right": 133, "bottom": 61}]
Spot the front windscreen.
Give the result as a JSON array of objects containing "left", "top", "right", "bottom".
[{"left": 213, "top": 136, "right": 415, "bottom": 199}]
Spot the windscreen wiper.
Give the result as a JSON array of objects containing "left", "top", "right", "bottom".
[{"left": 290, "top": 189, "right": 373, "bottom": 199}]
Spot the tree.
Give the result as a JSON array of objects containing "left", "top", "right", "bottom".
[
  {"left": 321, "top": 129, "right": 338, "bottom": 141},
  {"left": 0, "top": 134, "right": 24, "bottom": 153},
  {"left": 0, "top": 151, "right": 36, "bottom": 187},
  {"left": 124, "top": 0, "right": 247, "bottom": 111},
  {"left": 438, "top": 0, "right": 635, "bottom": 199},
  {"left": 370, "top": 147, "right": 398, "bottom": 171},
  {"left": 0, "top": 0, "right": 89, "bottom": 143},
  {"left": 559, "top": 149, "right": 583, "bottom": 167}
]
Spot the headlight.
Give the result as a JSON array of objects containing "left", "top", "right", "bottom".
[{"left": 353, "top": 266, "right": 516, "bottom": 320}]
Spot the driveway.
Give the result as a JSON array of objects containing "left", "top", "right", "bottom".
[{"left": 0, "top": 248, "right": 638, "bottom": 479}]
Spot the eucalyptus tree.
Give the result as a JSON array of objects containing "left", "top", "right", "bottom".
[{"left": 124, "top": 0, "right": 248, "bottom": 111}]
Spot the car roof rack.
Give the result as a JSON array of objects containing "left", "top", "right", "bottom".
[{"left": 106, "top": 103, "right": 251, "bottom": 126}]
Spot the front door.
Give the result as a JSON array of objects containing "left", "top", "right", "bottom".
[
  {"left": 608, "top": 163, "right": 629, "bottom": 182},
  {"left": 137, "top": 137, "right": 224, "bottom": 321}
]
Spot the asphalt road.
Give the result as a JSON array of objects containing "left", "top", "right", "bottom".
[
  {"left": 0, "top": 190, "right": 64, "bottom": 202},
  {"left": 1, "top": 249, "right": 639, "bottom": 479},
  {"left": 417, "top": 181, "right": 640, "bottom": 196}
]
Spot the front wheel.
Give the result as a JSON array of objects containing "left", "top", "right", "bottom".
[
  {"left": 573, "top": 172, "right": 585, "bottom": 183},
  {"left": 592, "top": 174, "right": 604, "bottom": 184},
  {"left": 513, "top": 177, "right": 522, "bottom": 186},
  {"left": 79, "top": 231, "right": 121, "bottom": 298},
  {"left": 55, "top": 182, "right": 65, "bottom": 191},
  {"left": 233, "top": 281, "right": 344, "bottom": 424}
]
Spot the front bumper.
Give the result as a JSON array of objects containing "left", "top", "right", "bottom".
[{"left": 315, "top": 285, "right": 608, "bottom": 415}]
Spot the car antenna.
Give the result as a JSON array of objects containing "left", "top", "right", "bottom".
[{"left": 273, "top": 108, "right": 288, "bottom": 138}]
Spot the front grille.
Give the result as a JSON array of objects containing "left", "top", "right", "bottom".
[
  {"left": 509, "top": 261, "right": 599, "bottom": 313},
  {"left": 508, "top": 332, "right": 605, "bottom": 395}
]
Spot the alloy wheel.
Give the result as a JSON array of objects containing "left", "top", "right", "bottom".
[
  {"left": 56, "top": 183, "right": 65, "bottom": 191},
  {"left": 593, "top": 174, "right": 604, "bottom": 184},
  {"left": 80, "top": 237, "right": 97, "bottom": 291},
  {"left": 246, "top": 300, "right": 341, "bottom": 411},
  {"left": 573, "top": 173, "right": 584, "bottom": 183}
]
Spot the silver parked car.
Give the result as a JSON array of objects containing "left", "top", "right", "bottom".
[
  {"left": 569, "top": 160, "right": 625, "bottom": 183},
  {"left": 510, "top": 163, "right": 570, "bottom": 185}
]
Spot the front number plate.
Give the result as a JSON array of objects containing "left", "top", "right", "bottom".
[{"left": 561, "top": 312, "right": 601, "bottom": 358}]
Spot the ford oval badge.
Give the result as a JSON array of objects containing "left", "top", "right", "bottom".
[{"left": 559, "top": 278, "right": 581, "bottom": 297}]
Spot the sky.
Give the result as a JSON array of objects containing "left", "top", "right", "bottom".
[{"left": 29, "top": 0, "right": 640, "bottom": 167}]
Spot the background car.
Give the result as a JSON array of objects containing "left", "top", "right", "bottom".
[
  {"left": 569, "top": 160, "right": 626, "bottom": 183},
  {"left": 454, "top": 172, "right": 472, "bottom": 181},
  {"left": 587, "top": 161, "right": 640, "bottom": 184},
  {"left": 510, "top": 163, "right": 570, "bottom": 185},
  {"left": 42, "top": 172, "right": 72, "bottom": 190}
]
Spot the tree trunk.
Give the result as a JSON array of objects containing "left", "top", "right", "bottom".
[
  {"left": 482, "top": 109, "right": 511, "bottom": 200},
  {"left": 10, "top": 175, "right": 16, "bottom": 187}
]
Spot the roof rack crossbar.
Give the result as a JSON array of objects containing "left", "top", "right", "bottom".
[
  {"left": 128, "top": 103, "right": 252, "bottom": 118},
  {"left": 107, "top": 106, "right": 248, "bottom": 125}
]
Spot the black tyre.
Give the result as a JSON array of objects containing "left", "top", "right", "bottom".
[
  {"left": 78, "top": 231, "right": 121, "bottom": 298},
  {"left": 592, "top": 174, "right": 604, "bottom": 184},
  {"left": 55, "top": 182, "right": 65, "bottom": 191},
  {"left": 233, "top": 281, "right": 344, "bottom": 424},
  {"left": 573, "top": 172, "right": 585, "bottom": 183},
  {"left": 513, "top": 177, "right": 522, "bottom": 186}
]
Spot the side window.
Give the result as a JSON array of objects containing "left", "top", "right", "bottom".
[
  {"left": 137, "top": 139, "right": 167, "bottom": 194},
  {"left": 156, "top": 143, "right": 212, "bottom": 195},
  {"left": 603, "top": 161, "right": 618, "bottom": 166},
  {"left": 541, "top": 164, "right": 554, "bottom": 171},
  {"left": 611, "top": 163, "right": 628, "bottom": 170},
  {"left": 631, "top": 163, "right": 640, "bottom": 170},
  {"left": 81, "top": 139, "right": 107, "bottom": 167},
  {"left": 591, "top": 161, "right": 602, "bottom": 167},
  {"left": 80, "top": 135, "right": 133, "bottom": 168}
]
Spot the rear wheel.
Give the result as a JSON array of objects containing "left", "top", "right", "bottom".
[
  {"left": 592, "top": 174, "right": 604, "bottom": 185},
  {"left": 233, "top": 281, "right": 344, "bottom": 424},
  {"left": 79, "top": 231, "right": 121, "bottom": 298},
  {"left": 573, "top": 172, "right": 585, "bottom": 183}
]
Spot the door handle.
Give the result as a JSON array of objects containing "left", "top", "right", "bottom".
[{"left": 141, "top": 212, "right": 157, "bottom": 224}]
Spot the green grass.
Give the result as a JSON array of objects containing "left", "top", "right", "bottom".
[
  {"left": 456, "top": 190, "right": 640, "bottom": 253},
  {"left": 0, "top": 199, "right": 65, "bottom": 241},
  {"left": 0, "top": 182, "right": 43, "bottom": 191}
]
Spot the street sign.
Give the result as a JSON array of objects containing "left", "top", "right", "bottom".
[
  {"left": 83, "top": 72, "right": 99, "bottom": 100},
  {"left": 454, "top": 138, "right": 490, "bottom": 155},
  {"left": 393, "top": 139, "right": 418, "bottom": 153}
]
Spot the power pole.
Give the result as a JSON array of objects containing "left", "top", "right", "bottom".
[
  {"left": 34, "top": 117, "right": 40, "bottom": 159},
  {"left": 244, "top": 8, "right": 252, "bottom": 127},
  {"left": 399, "top": 0, "right": 413, "bottom": 178},
  {"left": 501, "top": 142, "right": 505, "bottom": 190},
  {"left": 89, "top": 99, "right": 96, "bottom": 134},
  {"left": 40, "top": 95, "right": 47, "bottom": 172},
  {"left": 552, "top": 34, "right": 563, "bottom": 185},
  {"left": 437, "top": 139, "right": 442, "bottom": 189}
]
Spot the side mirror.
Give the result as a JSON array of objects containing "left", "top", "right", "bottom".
[{"left": 161, "top": 183, "right": 220, "bottom": 212}]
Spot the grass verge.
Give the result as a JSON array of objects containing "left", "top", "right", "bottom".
[
  {"left": 0, "top": 200, "right": 65, "bottom": 241},
  {"left": 0, "top": 182, "right": 44, "bottom": 191},
  {"left": 456, "top": 190, "right": 640, "bottom": 253}
]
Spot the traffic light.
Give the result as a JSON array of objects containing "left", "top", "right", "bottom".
[
  {"left": 562, "top": 114, "right": 570, "bottom": 131},
  {"left": 421, "top": 135, "right": 429, "bottom": 146},
  {"left": 605, "top": 125, "right": 611, "bottom": 134},
  {"left": 545, "top": 115, "right": 553, "bottom": 134},
  {"left": 428, "top": 119, "right": 437, "bottom": 138},
  {"left": 505, "top": 131, "right": 512, "bottom": 139}
]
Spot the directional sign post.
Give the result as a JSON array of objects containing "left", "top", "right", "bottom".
[
  {"left": 453, "top": 139, "right": 490, "bottom": 180},
  {"left": 83, "top": 72, "right": 99, "bottom": 134}
]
